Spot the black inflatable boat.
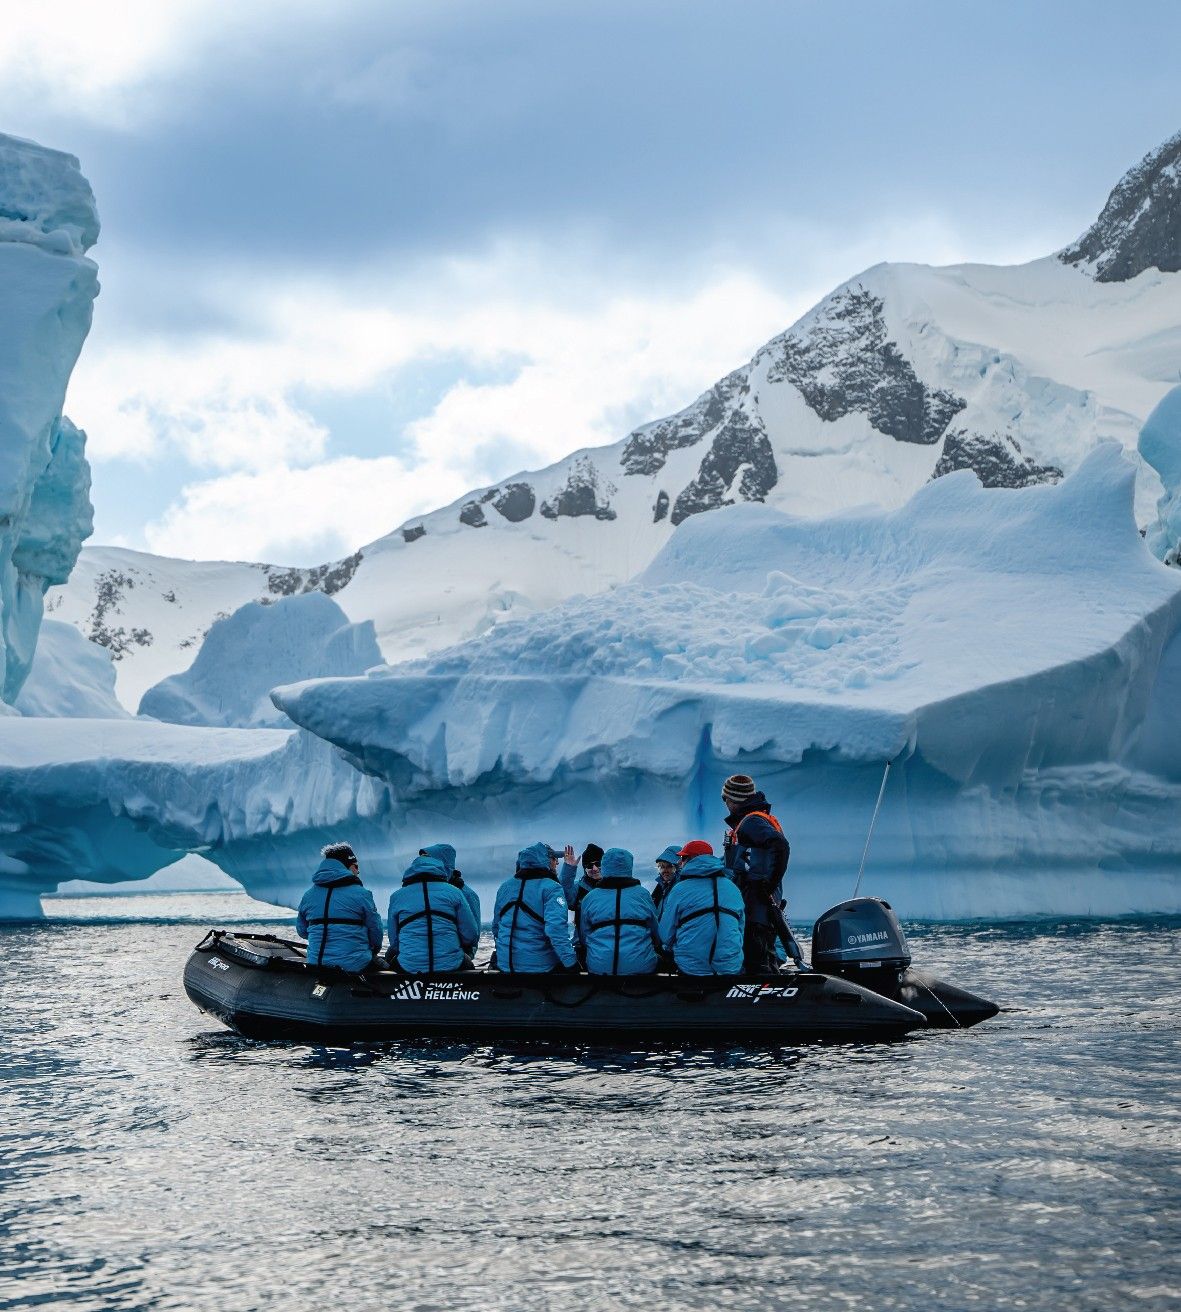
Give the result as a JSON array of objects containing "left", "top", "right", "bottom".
[{"left": 183, "top": 897, "right": 996, "bottom": 1044}]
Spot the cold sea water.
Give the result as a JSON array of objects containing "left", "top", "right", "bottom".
[{"left": 1, "top": 894, "right": 1178, "bottom": 1312}]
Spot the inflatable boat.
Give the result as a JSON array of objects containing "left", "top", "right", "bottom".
[{"left": 183, "top": 897, "right": 997, "bottom": 1045}]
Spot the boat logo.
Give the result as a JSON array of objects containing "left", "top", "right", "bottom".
[
  {"left": 207, "top": 956, "right": 230, "bottom": 972},
  {"left": 725, "top": 984, "right": 799, "bottom": 1003},
  {"left": 846, "top": 931, "right": 890, "bottom": 947},
  {"left": 389, "top": 979, "right": 481, "bottom": 1003},
  {"left": 311, "top": 983, "right": 328, "bottom": 998}
]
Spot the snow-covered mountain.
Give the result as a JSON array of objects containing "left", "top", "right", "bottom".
[{"left": 52, "top": 130, "right": 1181, "bottom": 710}]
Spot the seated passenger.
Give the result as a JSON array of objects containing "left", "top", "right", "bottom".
[
  {"left": 567, "top": 843, "right": 604, "bottom": 934},
  {"left": 578, "top": 848, "right": 662, "bottom": 976},
  {"left": 493, "top": 842, "right": 579, "bottom": 973},
  {"left": 296, "top": 842, "right": 384, "bottom": 973},
  {"left": 652, "top": 844, "right": 682, "bottom": 916},
  {"left": 657, "top": 841, "right": 744, "bottom": 976},
  {"left": 420, "top": 841, "right": 482, "bottom": 933},
  {"left": 387, "top": 854, "right": 480, "bottom": 973}
]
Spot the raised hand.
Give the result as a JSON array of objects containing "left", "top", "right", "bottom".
[{"left": 564, "top": 843, "right": 577, "bottom": 867}]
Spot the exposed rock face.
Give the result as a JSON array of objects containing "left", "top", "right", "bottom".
[
  {"left": 653, "top": 491, "right": 670, "bottom": 523},
  {"left": 762, "top": 287, "right": 965, "bottom": 444},
  {"left": 933, "top": 430, "right": 1063, "bottom": 489},
  {"left": 1060, "top": 130, "right": 1181, "bottom": 282},
  {"left": 620, "top": 368, "right": 749, "bottom": 476},
  {"left": 492, "top": 482, "right": 535, "bottom": 522},
  {"left": 401, "top": 525, "right": 426, "bottom": 544},
  {"left": 540, "top": 458, "right": 617, "bottom": 521},
  {"left": 671, "top": 410, "right": 777, "bottom": 525},
  {"left": 459, "top": 501, "right": 487, "bottom": 527},
  {"left": 265, "top": 550, "right": 362, "bottom": 597},
  {"left": 86, "top": 568, "right": 154, "bottom": 660}
]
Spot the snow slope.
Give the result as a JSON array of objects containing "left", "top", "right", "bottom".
[
  {"left": 51, "top": 131, "right": 1181, "bottom": 709},
  {"left": 0, "top": 134, "right": 98, "bottom": 705},
  {"left": 274, "top": 446, "right": 1181, "bottom": 918}
]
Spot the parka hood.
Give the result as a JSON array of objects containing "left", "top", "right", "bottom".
[
  {"left": 601, "top": 847, "right": 634, "bottom": 879},
  {"left": 313, "top": 858, "right": 360, "bottom": 887},
  {"left": 517, "top": 841, "right": 553, "bottom": 872},
  {"left": 403, "top": 855, "right": 448, "bottom": 883},
  {"left": 680, "top": 853, "right": 726, "bottom": 879},
  {"left": 422, "top": 843, "right": 456, "bottom": 875}
]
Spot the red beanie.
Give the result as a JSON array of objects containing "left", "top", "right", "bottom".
[{"left": 679, "top": 839, "right": 714, "bottom": 859}]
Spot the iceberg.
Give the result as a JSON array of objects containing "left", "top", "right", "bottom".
[
  {"left": 0, "top": 135, "right": 98, "bottom": 706},
  {"left": 138, "top": 592, "right": 382, "bottom": 728},
  {"left": 1140, "top": 382, "right": 1181, "bottom": 566},
  {"left": 274, "top": 445, "right": 1181, "bottom": 918},
  {"left": 0, "top": 719, "right": 395, "bottom": 919},
  {"left": 14, "top": 619, "right": 128, "bottom": 719}
]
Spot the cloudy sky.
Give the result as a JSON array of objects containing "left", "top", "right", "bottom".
[{"left": 3, "top": 0, "right": 1178, "bottom": 564}]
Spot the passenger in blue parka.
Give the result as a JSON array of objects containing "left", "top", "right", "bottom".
[
  {"left": 493, "top": 842, "right": 579, "bottom": 972},
  {"left": 387, "top": 853, "right": 480, "bottom": 973},
  {"left": 578, "top": 848, "right": 663, "bottom": 975},
  {"left": 419, "top": 842, "right": 482, "bottom": 935},
  {"left": 658, "top": 841, "right": 745, "bottom": 975},
  {"left": 652, "top": 844, "right": 682, "bottom": 917},
  {"left": 296, "top": 842, "right": 384, "bottom": 973}
]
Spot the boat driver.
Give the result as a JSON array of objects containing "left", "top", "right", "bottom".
[{"left": 721, "top": 774, "right": 792, "bottom": 972}]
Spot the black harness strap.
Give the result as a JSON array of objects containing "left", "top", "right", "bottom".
[
  {"left": 678, "top": 877, "right": 741, "bottom": 973},
  {"left": 306, "top": 916, "right": 368, "bottom": 925},
  {"left": 502, "top": 870, "right": 557, "bottom": 970},
  {"left": 315, "top": 884, "right": 333, "bottom": 968}
]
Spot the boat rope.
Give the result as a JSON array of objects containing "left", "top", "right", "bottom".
[
  {"left": 853, "top": 757, "right": 893, "bottom": 899},
  {"left": 909, "top": 976, "right": 962, "bottom": 1028}
]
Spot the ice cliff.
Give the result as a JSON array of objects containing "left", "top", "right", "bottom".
[
  {"left": 275, "top": 446, "right": 1181, "bottom": 918},
  {"left": 0, "top": 134, "right": 98, "bottom": 706}
]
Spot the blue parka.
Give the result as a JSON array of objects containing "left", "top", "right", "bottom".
[
  {"left": 387, "top": 855, "right": 480, "bottom": 972},
  {"left": 578, "top": 848, "right": 662, "bottom": 976},
  {"left": 658, "top": 853, "right": 745, "bottom": 975},
  {"left": 493, "top": 843, "right": 577, "bottom": 971},
  {"left": 296, "top": 858, "right": 384, "bottom": 972},
  {"left": 422, "top": 842, "right": 482, "bottom": 930}
]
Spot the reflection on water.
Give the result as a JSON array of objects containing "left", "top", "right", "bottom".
[{"left": 1, "top": 903, "right": 1179, "bottom": 1311}]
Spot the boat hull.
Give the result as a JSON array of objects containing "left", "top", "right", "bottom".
[{"left": 183, "top": 932, "right": 927, "bottom": 1045}]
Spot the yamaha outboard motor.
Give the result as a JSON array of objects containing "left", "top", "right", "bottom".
[
  {"left": 811, "top": 896, "right": 999, "bottom": 1029},
  {"left": 812, "top": 897, "right": 911, "bottom": 979}
]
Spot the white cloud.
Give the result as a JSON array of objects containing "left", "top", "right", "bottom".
[
  {"left": 0, "top": 2, "right": 354, "bottom": 127},
  {"left": 71, "top": 241, "right": 804, "bottom": 561},
  {"left": 143, "top": 457, "right": 422, "bottom": 563}
]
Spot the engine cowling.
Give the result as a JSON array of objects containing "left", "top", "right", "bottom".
[{"left": 811, "top": 897, "right": 911, "bottom": 974}]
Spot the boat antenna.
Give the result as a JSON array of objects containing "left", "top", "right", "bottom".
[{"left": 852, "top": 756, "right": 894, "bottom": 899}]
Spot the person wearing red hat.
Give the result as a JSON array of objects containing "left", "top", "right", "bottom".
[
  {"left": 655, "top": 839, "right": 745, "bottom": 975},
  {"left": 721, "top": 774, "right": 793, "bottom": 971}
]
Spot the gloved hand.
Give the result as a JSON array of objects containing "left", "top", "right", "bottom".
[{"left": 554, "top": 960, "right": 582, "bottom": 974}]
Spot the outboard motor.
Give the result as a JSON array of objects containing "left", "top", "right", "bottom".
[
  {"left": 811, "top": 897, "right": 911, "bottom": 981},
  {"left": 811, "top": 897, "right": 999, "bottom": 1029}
]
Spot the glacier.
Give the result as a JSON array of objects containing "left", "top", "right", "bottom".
[
  {"left": 0, "top": 135, "right": 98, "bottom": 706},
  {"left": 274, "top": 445, "right": 1181, "bottom": 919}
]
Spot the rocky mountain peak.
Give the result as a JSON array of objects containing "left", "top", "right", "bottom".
[{"left": 1059, "top": 129, "right": 1181, "bottom": 282}]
